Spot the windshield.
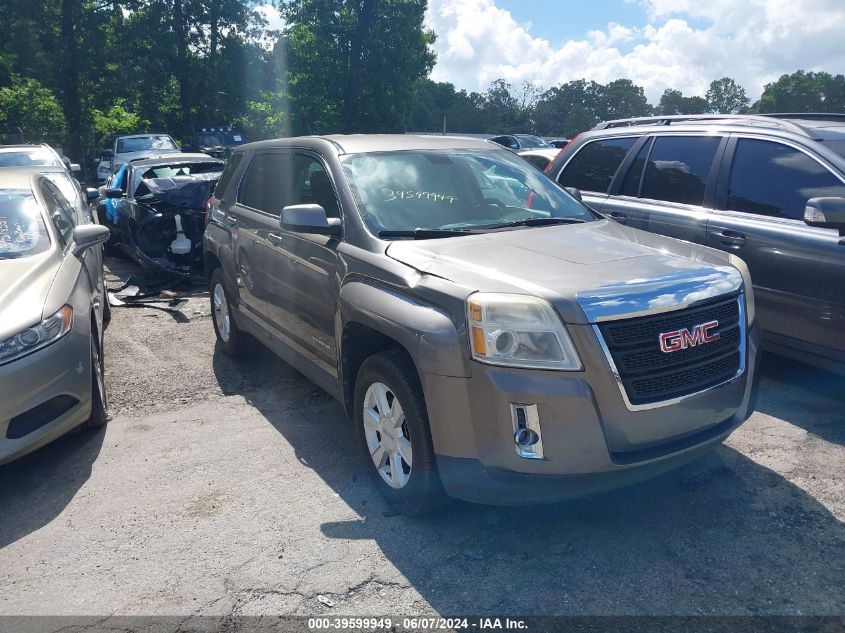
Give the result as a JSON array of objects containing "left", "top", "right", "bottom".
[
  {"left": 0, "top": 190, "right": 51, "bottom": 259},
  {"left": 342, "top": 149, "right": 594, "bottom": 236},
  {"left": 116, "top": 135, "right": 178, "bottom": 154},
  {"left": 517, "top": 135, "right": 552, "bottom": 148},
  {"left": 194, "top": 134, "right": 244, "bottom": 147},
  {"left": 0, "top": 149, "right": 63, "bottom": 169}
]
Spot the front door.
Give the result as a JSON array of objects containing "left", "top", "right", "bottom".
[{"left": 267, "top": 152, "right": 342, "bottom": 370}]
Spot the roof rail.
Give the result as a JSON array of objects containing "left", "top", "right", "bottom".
[
  {"left": 758, "top": 112, "right": 845, "bottom": 123},
  {"left": 593, "top": 114, "right": 820, "bottom": 139}
]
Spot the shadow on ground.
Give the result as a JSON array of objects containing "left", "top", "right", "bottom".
[
  {"left": 211, "top": 345, "right": 844, "bottom": 615},
  {"left": 0, "top": 426, "right": 106, "bottom": 550},
  {"left": 755, "top": 352, "right": 844, "bottom": 445}
]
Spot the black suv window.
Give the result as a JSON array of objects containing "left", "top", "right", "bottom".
[
  {"left": 288, "top": 155, "right": 340, "bottom": 219},
  {"left": 214, "top": 152, "right": 243, "bottom": 200},
  {"left": 237, "top": 152, "right": 287, "bottom": 214},
  {"left": 558, "top": 137, "right": 637, "bottom": 193},
  {"left": 639, "top": 136, "right": 721, "bottom": 206},
  {"left": 727, "top": 139, "right": 845, "bottom": 220}
]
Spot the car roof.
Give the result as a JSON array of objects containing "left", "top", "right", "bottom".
[
  {"left": 116, "top": 133, "right": 174, "bottom": 140},
  {"left": 590, "top": 113, "right": 845, "bottom": 142},
  {"left": 241, "top": 134, "right": 499, "bottom": 155},
  {"left": 0, "top": 144, "right": 51, "bottom": 152},
  {"left": 0, "top": 168, "right": 65, "bottom": 190},
  {"left": 128, "top": 153, "right": 225, "bottom": 168}
]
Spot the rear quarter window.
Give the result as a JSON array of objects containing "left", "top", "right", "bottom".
[{"left": 558, "top": 137, "right": 638, "bottom": 193}]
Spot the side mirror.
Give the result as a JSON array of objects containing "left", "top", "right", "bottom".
[
  {"left": 281, "top": 204, "right": 341, "bottom": 235},
  {"left": 805, "top": 197, "right": 845, "bottom": 234},
  {"left": 69, "top": 163, "right": 81, "bottom": 173},
  {"left": 72, "top": 224, "right": 110, "bottom": 257},
  {"left": 86, "top": 188, "right": 100, "bottom": 203},
  {"left": 565, "top": 187, "right": 583, "bottom": 202},
  {"left": 105, "top": 188, "right": 124, "bottom": 199}
]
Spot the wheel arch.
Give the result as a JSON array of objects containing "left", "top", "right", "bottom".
[{"left": 338, "top": 280, "right": 471, "bottom": 418}]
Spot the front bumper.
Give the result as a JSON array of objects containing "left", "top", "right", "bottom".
[
  {"left": 0, "top": 330, "right": 92, "bottom": 465},
  {"left": 421, "top": 323, "right": 761, "bottom": 505}
]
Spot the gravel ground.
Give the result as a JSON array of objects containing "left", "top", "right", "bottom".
[{"left": 0, "top": 255, "right": 842, "bottom": 618}]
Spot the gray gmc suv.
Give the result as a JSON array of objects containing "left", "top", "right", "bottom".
[
  {"left": 547, "top": 114, "right": 845, "bottom": 374},
  {"left": 204, "top": 135, "right": 760, "bottom": 515}
]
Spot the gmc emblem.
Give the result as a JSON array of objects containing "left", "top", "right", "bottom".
[{"left": 659, "top": 320, "right": 720, "bottom": 353}]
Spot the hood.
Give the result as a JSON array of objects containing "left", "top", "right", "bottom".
[
  {"left": 0, "top": 251, "right": 60, "bottom": 340},
  {"left": 386, "top": 219, "right": 738, "bottom": 324}
]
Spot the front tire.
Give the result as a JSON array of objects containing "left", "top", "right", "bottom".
[
  {"left": 82, "top": 325, "right": 108, "bottom": 429},
  {"left": 210, "top": 268, "right": 251, "bottom": 357},
  {"left": 354, "top": 350, "right": 445, "bottom": 515}
]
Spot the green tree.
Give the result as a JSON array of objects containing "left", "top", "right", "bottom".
[
  {"left": 279, "top": 0, "right": 435, "bottom": 133},
  {"left": 706, "top": 77, "right": 749, "bottom": 114},
  {"left": 0, "top": 76, "right": 68, "bottom": 144},
  {"left": 756, "top": 70, "right": 845, "bottom": 113},
  {"left": 598, "top": 78, "right": 652, "bottom": 120},
  {"left": 657, "top": 88, "right": 708, "bottom": 115}
]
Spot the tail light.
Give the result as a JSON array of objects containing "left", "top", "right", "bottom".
[{"left": 204, "top": 197, "right": 217, "bottom": 225}]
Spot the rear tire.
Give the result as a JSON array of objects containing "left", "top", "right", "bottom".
[
  {"left": 82, "top": 325, "right": 108, "bottom": 429},
  {"left": 210, "top": 268, "right": 251, "bottom": 357},
  {"left": 354, "top": 350, "right": 446, "bottom": 516}
]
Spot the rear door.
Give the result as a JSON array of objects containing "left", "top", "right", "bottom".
[
  {"left": 603, "top": 134, "right": 726, "bottom": 243},
  {"left": 229, "top": 150, "right": 292, "bottom": 328},
  {"left": 553, "top": 135, "right": 640, "bottom": 215},
  {"left": 707, "top": 135, "right": 845, "bottom": 363}
]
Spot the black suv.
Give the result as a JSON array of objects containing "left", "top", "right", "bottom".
[{"left": 546, "top": 114, "right": 845, "bottom": 374}]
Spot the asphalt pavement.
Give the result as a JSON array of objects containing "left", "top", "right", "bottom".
[{"left": 0, "top": 256, "right": 842, "bottom": 617}]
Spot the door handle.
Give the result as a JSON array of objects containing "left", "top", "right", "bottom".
[
  {"left": 716, "top": 229, "right": 746, "bottom": 247},
  {"left": 608, "top": 212, "right": 628, "bottom": 225},
  {"left": 268, "top": 232, "right": 284, "bottom": 245},
  {"left": 225, "top": 215, "right": 238, "bottom": 226}
]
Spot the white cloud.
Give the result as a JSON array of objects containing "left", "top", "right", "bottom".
[
  {"left": 425, "top": 0, "right": 845, "bottom": 102},
  {"left": 257, "top": 3, "right": 285, "bottom": 32}
]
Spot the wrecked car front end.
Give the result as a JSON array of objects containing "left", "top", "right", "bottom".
[
  {"left": 125, "top": 174, "right": 218, "bottom": 276},
  {"left": 102, "top": 157, "right": 223, "bottom": 278}
]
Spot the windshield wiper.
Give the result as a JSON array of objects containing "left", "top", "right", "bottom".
[
  {"left": 378, "top": 227, "right": 484, "bottom": 240},
  {"left": 479, "top": 216, "right": 587, "bottom": 230}
]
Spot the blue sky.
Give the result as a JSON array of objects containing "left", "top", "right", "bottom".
[{"left": 496, "top": 0, "right": 644, "bottom": 51}]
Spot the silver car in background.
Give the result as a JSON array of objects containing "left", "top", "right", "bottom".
[{"left": 0, "top": 169, "right": 111, "bottom": 465}]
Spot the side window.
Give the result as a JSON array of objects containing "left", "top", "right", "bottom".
[
  {"left": 213, "top": 152, "right": 244, "bottom": 200},
  {"left": 640, "top": 136, "right": 721, "bottom": 206},
  {"left": 237, "top": 152, "right": 288, "bottom": 214},
  {"left": 41, "top": 183, "right": 76, "bottom": 245},
  {"left": 558, "top": 137, "right": 638, "bottom": 193},
  {"left": 287, "top": 155, "right": 340, "bottom": 219},
  {"left": 726, "top": 139, "right": 845, "bottom": 221},
  {"left": 620, "top": 138, "right": 652, "bottom": 197}
]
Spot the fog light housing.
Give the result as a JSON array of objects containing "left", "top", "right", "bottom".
[{"left": 511, "top": 403, "right": 544, "bottom": 459}]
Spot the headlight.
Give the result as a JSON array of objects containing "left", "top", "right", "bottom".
[
  {"left": 467, "top": 293, "right": 582, "bottom": 370},
  {"left": 728, "top": 255, "right": 756, "bottom": 325},
  {"left": 0, "top": 306, "right": 73, "bottom": 366}
]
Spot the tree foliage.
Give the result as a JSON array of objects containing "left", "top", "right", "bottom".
[
  {"left": 279, "top": 0, "right": 435, "bottom": 134},
  {"left": 706, "top": 77, "right": 749, "bottom": 114},
  {"left": 0, "top": 76, "right": 67, "bottom": 144},
  {"left": 756, "top": 70, "right": 845, "bottom": 113}
]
